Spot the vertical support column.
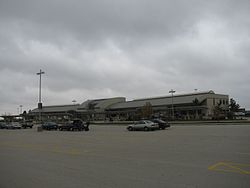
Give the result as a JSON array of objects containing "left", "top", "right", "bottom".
[{"left": 37, "top": 69, "right": 45, "bottom": 122}]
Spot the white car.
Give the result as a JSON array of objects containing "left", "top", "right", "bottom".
[
  {"left": 127, "top": 120, "right": 159, "bottom": 131},
  {"left": 6, "top": 122, "right": 22, "bottom": 129}
]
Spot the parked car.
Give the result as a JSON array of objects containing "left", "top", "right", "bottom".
[
  {"left": 127, "top": 120, "right": 159, "bottom": 131},
  {"left": 150, "top": 119, "right": 170, "bottom": 130},
  {"left": 59, "top": 119, "right": 87, "bottom": 131},
  {"left": 42, "top": 122, "right": 58, "bottom": 130},
  {"left": 0, "top": 122, "right": 7, "bottom": 129},
  {"left": 21, "top": 121, "right": 33, "bottom": 129},
  {"left": 6, "top": 122, "right": 22, "bottom": 129},
  {"left": 59, "top": 122, "right": 73, "bottom": 131}
]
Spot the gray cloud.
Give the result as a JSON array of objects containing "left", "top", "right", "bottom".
[{"left": 0, "top": 0, "right": 250, "bottom": 114}]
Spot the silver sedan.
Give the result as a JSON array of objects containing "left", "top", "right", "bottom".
[
  {"left": 6, "top": 122, "right": 22, "bottom": 129},
  {"left": 127, "top": 120, "right": 159, "bottom": 131}
]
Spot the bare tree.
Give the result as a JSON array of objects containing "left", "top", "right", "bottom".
[{"left": 141, "top": 102, "right": 153, "bottom": 119}]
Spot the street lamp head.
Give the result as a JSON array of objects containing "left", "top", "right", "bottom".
[
  {"left": 169, "top": 89, "right": 176, "bottom": 94},
  {"left": 36, "top": 71, "right": 45, "bottom": 75}
]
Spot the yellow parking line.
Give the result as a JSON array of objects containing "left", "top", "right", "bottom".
[
  {"left": 222, "top": 162, "right": 250, "bottom": 175},
  {"left": 208, "top": 161, "right": 250, "bottom": 175},
  {"left": 225, "top": 162, "right": 250, "bottom": 167},
  {"left": 212, "top": 168, "right": 243, "bottom": 174},
  {"left": 208, "top": 162, "right": 223, "bottom": 170}
]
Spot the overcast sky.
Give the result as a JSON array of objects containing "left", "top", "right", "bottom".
[{"left": 0, "top": 0, "right": 249, "bottom": 114}]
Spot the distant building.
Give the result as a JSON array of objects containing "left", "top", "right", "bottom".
[
  {"left": 31, "top": 97, "right": 125, "bottom": 121},
  {"left": 30, "top": 90, "right": 229, "bottom": 121},
  {"left": 107, "top": 90, "right": 229, "bottom": 120}
]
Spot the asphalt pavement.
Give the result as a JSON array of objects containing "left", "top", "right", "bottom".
[{"left": 0, "top": 124, "right": 250, "bottom": 188}]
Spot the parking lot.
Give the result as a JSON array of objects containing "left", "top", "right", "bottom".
[{"left": 0, "top": 124, "right": 250, "bottom": 188}]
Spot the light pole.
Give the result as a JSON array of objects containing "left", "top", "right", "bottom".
[
  {"left": 19, "top": 105, "right": 23, "bottom": 114},
  {"left": 169, "top": 89, "right": 176, "bottom": 120},
  {"left": 37, "top": 69, "right": 45, "bottom": 122},
  {"left": 72, "top": 100, "right": 77, "bottom": 118}
]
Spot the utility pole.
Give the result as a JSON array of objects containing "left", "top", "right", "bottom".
[
  {"left": 37, "top": 69, "right": 45, "bottom": 122},
  {"left": 169, "top": 89, "right": 176, "bottom": 120}
]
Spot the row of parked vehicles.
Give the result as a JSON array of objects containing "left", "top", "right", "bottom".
[
  {"left": 1, "top": 119, "right": 169, "bottom": 132},
  {"left": 41, "top": 119, "right": 90, "bottom": 131},
  {"left": 0, "top": 119, "right": 90, "bottom": 132},
  {"left": 0, "top": 121, "right": 33, "bottom": 129},
  {"left": 127, "top": 119, "right": 170, "bottom": 131}
]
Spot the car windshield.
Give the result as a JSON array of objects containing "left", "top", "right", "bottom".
[{"left": 47, "top": 122, "right": 56, "bottom": 125}]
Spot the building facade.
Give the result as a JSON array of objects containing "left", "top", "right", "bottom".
[
  {"left": 107, "top": 90, "right": 229, "bottom": 120},
  {"left": 30, "top": 90, "right": 229, "bottom": 121},
  {"left": 31, "top": 97, "right": 126, "bottom": 121}
]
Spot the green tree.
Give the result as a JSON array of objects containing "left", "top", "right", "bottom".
[{"left": 228, "top": 98, "right": 240, "bottom": 119}]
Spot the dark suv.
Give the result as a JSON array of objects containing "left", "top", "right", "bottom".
[
  {"left": 150, "top": 119, "right": 170, "bottom": 130},
  {"left": 59, "top": 119, "right": 88, "bottom": 131}
]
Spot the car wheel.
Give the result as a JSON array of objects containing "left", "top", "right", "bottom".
[
  {"left": 144, "top": 127, "right": 149, "bottom": 131},
  {"left": 128, "top": 127, "right": 133, "bottom": 131}
]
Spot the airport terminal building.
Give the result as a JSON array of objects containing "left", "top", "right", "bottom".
[{"left": 31, "top": 90, "right": 229, "bottom": 121}]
